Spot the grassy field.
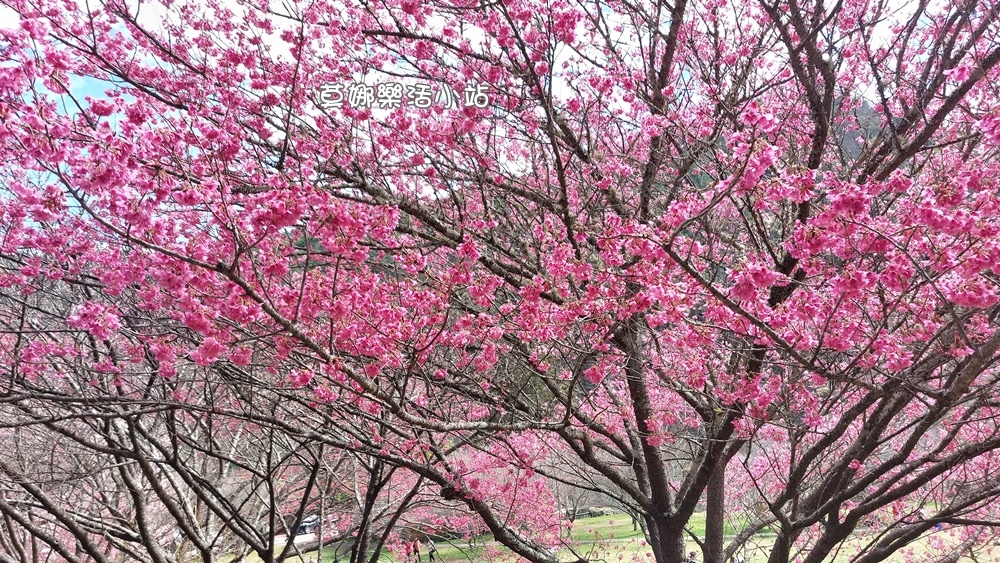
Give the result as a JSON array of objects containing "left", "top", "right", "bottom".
[{"left": 257, "top": 513, "right": 998, "bottom": 563}]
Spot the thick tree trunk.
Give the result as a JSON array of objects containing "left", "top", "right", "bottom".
[
  {"left": 704, "top": 463, "right": 725, "bottom": 563},
  {"left": 766, "top": 533, "right": 792, "bottom": 563},
  {"left": 655, "top": 519, "right": 688, "bottom": 563},
  {"left": 350, "top": 460, "right": 383, "bottom": 563},
  {"left": 318, "top": 479, "right": 325, "bottom": 563}
]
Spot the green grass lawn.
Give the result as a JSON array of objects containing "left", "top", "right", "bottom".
[
  {"left": 274, "top": 514, "right": 732, "bottom": 563},
  {"left": 261, "top": 513, "right": 996, "bottom": 563},
  {"left": 561, "top": 512, "right": 753, "bottom": 543},
  {"left": 567, "top": 513, "right": 646, "bottom": 541}
]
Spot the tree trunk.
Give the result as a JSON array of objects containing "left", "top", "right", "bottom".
[
  {"left": 318, "top": 473, "right": 325, "bottom": 563},
  {"left": 350, "top": 459, "right": 383, "bottom": 563},
  {"left": 655, "top": 519, "right": 688, "bottom": 563},
  {"left": 704, "top": 463, "right": 725, "bottom": 563},
  {"left": 766, "top": 533, "right": 792, "bottom": 563}
]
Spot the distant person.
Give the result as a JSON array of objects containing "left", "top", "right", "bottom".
[
  {"left": 427, "top": 539, "right": 437, "bottom": 562},
  {"left": 686, "top": 552, "right": 698, "bottom": 563},
  {"left": 405, "top": 540, "right": 413, "bottom": 562},
  {"left": 413, "top": 539, "right": 421, "bottom": 563}
]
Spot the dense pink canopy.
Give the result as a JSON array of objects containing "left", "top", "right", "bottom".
[{"left": 2, "top": 0, "right": 1000, "bottom": 562}]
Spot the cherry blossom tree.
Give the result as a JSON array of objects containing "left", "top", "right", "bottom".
[
  {"left": 3, "top": 0, "right": 1000, "bottom": 563},
  {"left": 0, "top": 262, "right": 477, "bottom": 563}
]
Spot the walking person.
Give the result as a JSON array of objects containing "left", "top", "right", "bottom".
[
  {"left": 404, "top": 540, "right": 413, "bottom": 563},
  {"left": 427, "top": 539, "right": 437, "bottom": 562},
  {"left": 413, "top": 539, "right": 421, "bottom": 563}
]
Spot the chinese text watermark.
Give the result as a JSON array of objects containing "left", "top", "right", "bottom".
[{"left": 318, "top": 81, "right": 491, "bottom": 110}]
